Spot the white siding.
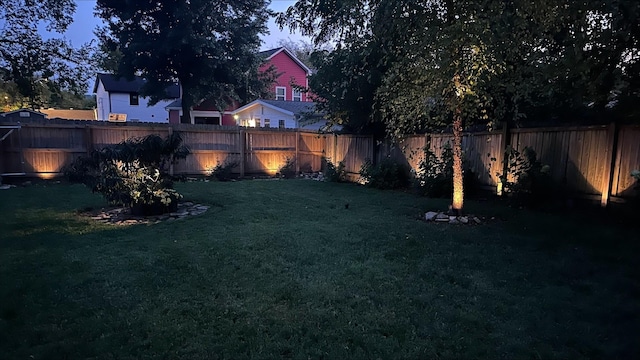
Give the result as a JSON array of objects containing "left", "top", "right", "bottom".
[
  {"left": 109, "top": 93, "right": 174, "bottom": 123},
  {"left": 95, "top": 81, "right": 109, "bottom": 120},
  {"left": 235, "top": 105, "right": 297, "bottom": 128}
]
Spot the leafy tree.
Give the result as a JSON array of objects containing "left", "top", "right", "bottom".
[
  {"left": 275, "top": 39, "right": 331, "bottom": 69},
  {"left": 96, "top": 0, "right": 274, "bottom": 123},
  {"left": 0, "top": 0, "right": 92, "bottom": 110},
  {"left": 279, "top": 0, "right": 640, "bottom": 212}
]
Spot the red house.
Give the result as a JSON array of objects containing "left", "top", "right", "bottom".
[{"left": 166, "top": 47, "right": 313, "bottom": 125}]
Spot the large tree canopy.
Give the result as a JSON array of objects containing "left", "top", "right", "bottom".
[
  {"left": 96, "top": 0, "right": 274, "bottom": 123},
  {"left": 279, "top": 0, "right": 640, "bottom": 211},
  {"left": 0, "top": 0, "right": 92, "bottom": 109}
]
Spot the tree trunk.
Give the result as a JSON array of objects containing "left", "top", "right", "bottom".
[
  {"left": 181, "top": 100, "right": 191, "bottom": 124},
  {"left": 452, "top": 106, "right": 464, "bottom": 213}
]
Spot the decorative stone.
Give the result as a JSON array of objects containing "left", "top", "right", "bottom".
[
  {"left": 458, "top": 216, "right": 469, "bottom": 224},
  {"left": 450, "top": 218, "right": 459, "bottom": 224},
  {"left": 425, "top": 211, "right": 438, "bottom": 221},
  {"left": 473, "top": 217, "right": 482, "bottom": 224},
  {"left": 449, "top": 216, "right": 457, "bottom": 221},
  {"left": 435, "top": 217, "right": 450, "bottom": 222}
]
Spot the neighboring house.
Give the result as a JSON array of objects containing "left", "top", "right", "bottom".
[
  {"left": 259, "top": 47, "right": 313, "bottom": 102},
  {"left": 232, "top": 100, "right": 327, "bottom": 130},
  {"left": 166, "top": 47, "right": 314, "bottom": 125},
  {"left": 40, "top": 109, "right": 97, "bottom": 120},
  {"left": 165, "top": 98, "right": 237, "bottom": 125},
  {"left": 93, "top": 73, "right": 179, "bottom": 123},
  {"left": 0, "top": 109, "right": 46, "bottom": 121}
]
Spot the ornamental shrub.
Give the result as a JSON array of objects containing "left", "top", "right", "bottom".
[
  {"left": 322, "top": 157, "right": 346, "bottom": 182},
  {"left": 64, "top": 132, "right": 190, "bottom": 214},
  {"left": 359, "top": 158, "right": 410, "bottom": 190},
  {"left": 208, "top": 160, "right": 239, "bottom": 181}
]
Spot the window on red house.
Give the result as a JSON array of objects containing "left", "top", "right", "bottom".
[
  {"left": 275, "top": 87, "right": 286, "bottom": 101},
  {"left": 292, "top": 89, "right": 302, "bottom": 101}
]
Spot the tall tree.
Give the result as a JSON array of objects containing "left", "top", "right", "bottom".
[
  {"left": 0, "top": 0, "right": 92, "bottom": 110},
  {"left": 280, "top": 0, "right": 640, "bottom": 213},
  {"left": 96, "top": 0, "right": 273, "bottom": 123}
]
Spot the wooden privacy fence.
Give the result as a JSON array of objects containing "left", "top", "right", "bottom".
[{"left": 1, "top": 121, "right": 639, "bottom": 205}]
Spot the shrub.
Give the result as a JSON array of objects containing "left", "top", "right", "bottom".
[
  {"left": 64, "top": 132, "right": 190, "bottom": 215},
  {"left": 413, "top": 142, "right": 479, "bottom": 198},
  {"left": 359, "top": 158, "right": 410, "bottom": 189},
  {"left": 498, "top": 146, "right": 554, "bottom": 206},
  {"left": 278, "top": 157, "right": 297, "bottom": 179},
  {"left": 208, "top": 161, "right": 239, "bottom": 181},
  {"left": 323, "top": 157, "right": 346, "bottom": 182}
]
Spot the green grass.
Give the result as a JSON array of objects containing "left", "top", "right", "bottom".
[{"left": 0, "top": 180, "right": 638, "bottom": 359}]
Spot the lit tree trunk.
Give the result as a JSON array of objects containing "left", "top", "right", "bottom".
[{"left": 452, "top": 106, "right": 464, "bottom": 213}]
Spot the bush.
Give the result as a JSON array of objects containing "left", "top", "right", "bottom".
[
  {"left": 498, "top": 146, "right": 554, "bottom": 207},
  {"left": 323, "top": 157, "right": 346, "bottom": 182},
  {"left": 414, "top": 144, "right": 453, "bottom": 197},
  {"left": 278, "top": 157, "right": 297, "bottom": 179},
  {"left": 64, "top": 132, "right": 190, "bottom": 215},
  {"left": 359, "top": 158, "right": 410, "bottom": 189},
  {"left": 208, "top": 161, "right": 239, "bottom": 181}
]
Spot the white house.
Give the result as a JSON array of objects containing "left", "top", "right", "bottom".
[
  {"left": 93, "top": 73, "right": 179, "bottom": 123},
  {"left": 231, "top": 100, "right": 327, "bottom": 130}
]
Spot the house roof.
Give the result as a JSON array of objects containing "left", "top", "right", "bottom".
[
  {"left": 40, "top": 109, "right": 97, "bottom": 120},
  {"left": 258, "top": 47, "right": 312, "bottom": 74},
  {"left": 1, "top": 108, "right": 46, "bottom": 117},
  {"left": 93, "top": 73, "right": 180, "bottom": 98},
  {"left": 232, "top": 99, "right": 318, "bottom": 117}
]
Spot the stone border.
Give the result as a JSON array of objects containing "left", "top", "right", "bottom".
[
  {"left": 424, "top": 211, "right": 483, "bottom": 225},
  {"left": 85, "top": 201, "right": 209, "bottom": 226}
]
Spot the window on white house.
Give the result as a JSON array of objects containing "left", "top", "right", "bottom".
[
  {"left": 275, "top": 87, "right": 286, "bottom": 101},
  {"left": 292, "top": 89, "right": 302, "bottom": 101},
  {"left": 264, "top": 119, "right": 270, "bottom": 128},
  {"left": 279, "top": 120, "right": 285, "bottom": 128},
  {"left": 130, "top": 93, "right": 139, "bottom": 105},
  {"left": 254, "top": 118, "right": 260, "bottom": 127}
]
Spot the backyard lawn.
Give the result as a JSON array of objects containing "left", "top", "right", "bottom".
[{"left": 0, "top": 180, "right": 638, "bottom": 359}]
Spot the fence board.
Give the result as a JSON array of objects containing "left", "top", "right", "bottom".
[{"left": 612, "top": 125, "right": 640, "bottom": 197}]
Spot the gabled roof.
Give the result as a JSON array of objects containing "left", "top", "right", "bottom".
[
  {"left": 40, "top": 109, "right": 97, "bottom": 120},
  {"left": 232, "top": 99, "right": 318, "bottom": 117},
  {"left": 93, "top": 73, "right": 180, "bottom": 98},
  {"left": 1, "top": 108, "right": 45, "bottom": 117},
  {"left": 258, "top": 47, "right": 312, "bottom": 75}
]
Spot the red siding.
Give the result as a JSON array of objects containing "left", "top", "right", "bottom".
[
  {"left": 221, "top": 114, "right": 235, "bottom": 126},
  {"left": 169, "top": 110, "right": 180, "bottom": 124},
  {"left": 260, "top": 50, "right": 311, "bottom": 102}
]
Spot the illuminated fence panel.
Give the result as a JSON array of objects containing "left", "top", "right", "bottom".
[{"left": 612, "top": 125, "right": 640, "bottom": 197}]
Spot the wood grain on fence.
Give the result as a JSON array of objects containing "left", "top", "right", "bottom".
[{"left": 612, "top": 125, "right": 640, "bottom": 197}]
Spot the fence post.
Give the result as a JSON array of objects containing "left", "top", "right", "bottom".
[
  {"left": 600, "top": 122, "right": 618, "bottom": 207},
  {"left": 167, "top": 127, "right": 174, "bottom": 176},
  {"left": 239, "top": 128, "right": 245, "bottom": 178},
  {"left": 498, "top": 122, "right": 511, "bottom": 195},
  {"left": 295, "top": 130, "right": 300, "bottom": 174},
  {"left": 85, "top": 125, "right": 93, "bottom": 156}
]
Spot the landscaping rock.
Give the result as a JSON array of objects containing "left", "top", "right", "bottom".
[
  {"left": 425, "top": 211, "right": 438, "bottom": 221},
  {"left": 473, "top": 217, "right": 482, "bottom": 224},
  {"left": 459, "top": 216, "right": 469, "bottom": 224}
]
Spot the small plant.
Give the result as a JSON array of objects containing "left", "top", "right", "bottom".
[
  {"left": 359, "top": 158, "right": 410, "bottom": 189},
  {"left": 498, "top": 146, "right": 553, "bottom": 206},
  {"left": 414, "top": 143, "right": 453, "bottom": 198},
  {"left": 208, "top": 160, "right": 239, "bottom": 181},
  {"left": 64, "top": 132, "right": 190, "bottom": 215},
  {"left": 323, "top": 157, "right": 346, "bottom": 182},
  {"left": 278, "top": 157, "right": 297, "bottom": 179}
]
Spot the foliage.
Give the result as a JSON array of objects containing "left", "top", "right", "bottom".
[
  {"left": 359, "top": 158, "right": 410, "bottom": 190},
  {"left": 278, "top": 157, "right": 297, "bottom": 179},
  {"left": 208, "top": 161, "right": 239, "bottom": 182},
  {"left": 414, "top": 143, "right": 479, "bottom": 198},
  {"left": 64, "top": 132, "right": 189, "bottom": 212},
  {"left": 0, "top": 0, "right": 92, "bottom": 110},
  {"left": 499, "top": 146, "right": 554, "bottom": 206},
  {"left": 95, "top": 0, "right": 274, "bottom": 123},
  {"left": 322, "top": 157, "right": 346, "bottom": 182}
]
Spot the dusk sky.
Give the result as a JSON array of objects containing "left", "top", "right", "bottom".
[{"left": 61, "top": 0, "right": 310, "bottom": 50}]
